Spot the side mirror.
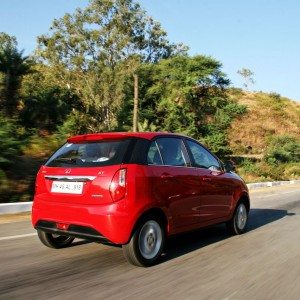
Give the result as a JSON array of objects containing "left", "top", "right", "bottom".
[{"left": 224, "top": 160, "right": 236, "bottom": 172}]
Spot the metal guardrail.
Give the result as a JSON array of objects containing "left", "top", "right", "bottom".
[
  {"left": 0, "top": 202, "right": 33, "bottom": 215},
  {"left": 0, "top": 180, "right": 299, "bottom": 215}
]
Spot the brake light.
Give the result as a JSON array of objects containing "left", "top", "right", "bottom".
[{"left": 109, "top": 168, "right": 127, "bottom": 202}]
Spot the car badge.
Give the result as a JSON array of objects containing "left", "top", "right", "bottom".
[{"left": 65, "top": 169, "right": 71, "bottom": 174}]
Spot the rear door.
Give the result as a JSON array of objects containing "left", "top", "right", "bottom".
[
  {"left": 146, "top": 137, "right": 202, "bottom": 228},
  {"left": 185, "top": 139, "right": 234, "bottom": 222}
]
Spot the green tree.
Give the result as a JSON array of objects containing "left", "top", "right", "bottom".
[
  {"left": 37, "top": 0, "right": 186, "bottom": 132},
  {"left": 119, "top": 55, "right": 246, "bottom": 156},
  {"left": 237, "top": 68, "right": 255, "bottom": 90},
  {"left": 20, "top": 64, "right": 79, "bottom": 132},
  {"left": 0, "top": 113, "right": 23, "bottom": 192},
  {"left": 0, "top": 32, "right": 31, "bottom": 117},
  {"left": 0, "top": 113, "right": 21, "bottom": 165}
]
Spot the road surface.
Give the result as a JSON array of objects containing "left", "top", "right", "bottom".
[{"left": 0, "top": 184, "right": 299, "bottom": 299}]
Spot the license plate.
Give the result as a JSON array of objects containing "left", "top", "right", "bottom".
[{"left": 51, "top": 181, "right": 84, "bottom": 194}]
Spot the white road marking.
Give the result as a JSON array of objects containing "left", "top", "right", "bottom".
[{"left": 0, "top": 233, "right": 36, "bottom": 241}]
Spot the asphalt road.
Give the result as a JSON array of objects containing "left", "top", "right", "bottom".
[{"left": 0, "top": 185, "right": 300, "bottom": 300}]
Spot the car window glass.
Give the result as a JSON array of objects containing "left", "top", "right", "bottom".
[
  {"left": 156, "top": 138, "right": 187, "bottom": 166},
  {"left": 147, "top": 141, "right": 163, "bottom": 165},
  {"left": 45, "top": 140, "right": 130, "bottom": 167},
  {"left": 186, "top": 140, "right": 221, "bottom": 170}
]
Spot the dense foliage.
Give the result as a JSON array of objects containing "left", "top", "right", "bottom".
[
  {"left": 0, "top": 113, "right": 23, "bottom": 194},
  {"left": 0, "top": 113, "right": 22, "bottom": 165},
  {"left": 119, "top": 55, "right": 246, "bottom": 156},
  {"left": 20, "top": 65, "right": 80, "bottom": 130},
  {"left": 36, "top": 0, "right": 187, "bottom": 132},
  {"left": 265, "top": 135, "right": 300, "bottom": 164},
  {"left": 0, "top": 32, "right": 32, "bottom": 117}
]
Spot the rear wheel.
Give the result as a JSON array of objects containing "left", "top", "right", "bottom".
[
  {"left": 37, "top": 230, "right": 74, "bottom": 249},
  {"left": 227, "top": 202, "right": 249, "bottom": 235},
  {"left": 122, "top": 216, "right": 165, "bottom": 267}
]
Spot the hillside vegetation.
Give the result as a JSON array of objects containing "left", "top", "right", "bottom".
[
  {"left": 229, "top": 89, "right": 300, "bottom": 155},
  {"left": 228, "top": 89, "right": 300, "bottom": 182}
]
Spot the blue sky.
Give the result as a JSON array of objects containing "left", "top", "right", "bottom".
[{"left": 1, "top": 0, "right": 299, "bottom": 100}]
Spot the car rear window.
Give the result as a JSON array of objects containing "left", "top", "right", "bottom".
[{"left": 45, "top": 139, "right": 131, "bottom": 168}]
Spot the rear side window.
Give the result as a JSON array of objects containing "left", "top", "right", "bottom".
[
  {"left": 126, "top": 138, "right": 150, "bottom": 165},
  {"left": 156, "top": 138, "right": 188, "bottom": 166},
  {"left": 45, "top": 139, "right": 130, "bottom": 168},
  {"left": 147, "top": 141, "right": 163, "bottom": 165}
]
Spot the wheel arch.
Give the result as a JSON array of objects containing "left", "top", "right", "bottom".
[
  {"left": 238, "top": 192, "right": 250, "bottom": 212},
  {"left": 128, "top": 207, "right": 169, "bottom": 243}
]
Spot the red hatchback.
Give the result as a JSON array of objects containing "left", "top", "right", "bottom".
[{"left": 32, "top": 132, "right": 250, "bottom": 266}]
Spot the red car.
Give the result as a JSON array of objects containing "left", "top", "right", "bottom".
[{"left": 32, "top": 132, "right": 250, "bottom": 267}]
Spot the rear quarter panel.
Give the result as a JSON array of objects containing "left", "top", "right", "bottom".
[{"left": 124, "top": 164, "right": 170, "bottom": 233}]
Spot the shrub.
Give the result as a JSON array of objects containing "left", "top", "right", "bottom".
[
  {"left": 0, "top": 113, "right": 23, "bottom": 166},
  {"left": 269, "top": 92, "right": 281, "bottom": 100},
  {"left": 23, "top": 134, "right": 63, "bottom": 158},
  {"left": 203, "top": 132, "right": 232, "bottom": 158},
  {"left": 0, "top": 169, "right": 8, "bottom": 192},
  {"left": 265, "top": 135, "right": 300, "bottom": 164},
  {"left": 240, "top": 159, "right": 261, "bottom": 175},
  {"left": 283, "top": 163, "right": 300, "bottom": 178}
]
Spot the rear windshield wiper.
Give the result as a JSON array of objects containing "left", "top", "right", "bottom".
[{"left": 52, "top": 157, "right": 78, "bottom": 164}]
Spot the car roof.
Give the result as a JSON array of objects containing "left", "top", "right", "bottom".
[{"left": 67, "top": 132, "right": 187, "bottom": 143}]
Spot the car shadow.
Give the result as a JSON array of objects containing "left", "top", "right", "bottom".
[
  {"left": 70, "top": 239, "right": 92, "bottom": 247},
  {"left": 71, "top": 239, "right": 124, "bottom": 248},
  {"left": 160, "top": 208, "right": 292, "bottom": 264}
]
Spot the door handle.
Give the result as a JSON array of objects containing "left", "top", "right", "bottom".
[
  {"left": 201, "top": 176, "right": 212, "bottom": 182},
  {"left": 160, "top": 173, "right": 174, "bottom": 179}
]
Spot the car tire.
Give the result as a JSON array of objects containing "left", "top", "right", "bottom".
[
  {"left": 122, "top": 216, "right": 165, "bottom": 267},
  {"left": 37, "top": 230, "right": 75, "bottom": 249},
  {"left": 227, "top": 201, "right": 249, "bottom": 235}
]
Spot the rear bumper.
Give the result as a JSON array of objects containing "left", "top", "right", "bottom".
[
  {"left": 32, "top": 197, "right": 133, "bottom": 244},
  {"left": 35, "top": 220, "right": 109, "bottom": 243}
]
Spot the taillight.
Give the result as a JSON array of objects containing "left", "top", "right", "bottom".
[
  {"left": 109, "top": 168, "right": 127, "bottom": 202},
  {"left": 34, "top": 171, "right": 42, "bottom": 195},
  {"left": 34, "top": 179, "right": 38, "bottom": 195}
]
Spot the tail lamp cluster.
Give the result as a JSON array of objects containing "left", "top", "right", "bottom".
[{"left": 109, "top": 168, "right": 127, "bottom": 202}]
